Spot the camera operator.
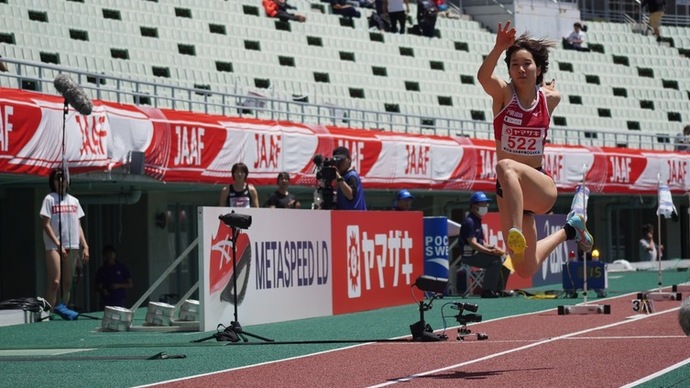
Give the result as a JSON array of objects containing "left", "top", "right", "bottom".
[{"left": 332, "top": 146, "right": 367, "bottom": 210}]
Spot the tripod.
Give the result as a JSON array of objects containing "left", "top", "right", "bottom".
[
  {"left": 223, "top": 225, "right": 273, "bottom": 343},
  {"left": 409, "top": 293, "right": 446, "bottom": 342}
]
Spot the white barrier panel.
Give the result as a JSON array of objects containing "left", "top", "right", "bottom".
[{"left": 199, "top": 207, "right": 333, "bottom": 331}]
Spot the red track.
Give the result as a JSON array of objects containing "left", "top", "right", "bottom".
[{"left": 152, "top": 293, "right": 689, "bottom": 387}]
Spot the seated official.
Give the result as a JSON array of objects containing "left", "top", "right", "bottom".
[{"left": 457, "top": 192, "right": 511, "bottom": 298}]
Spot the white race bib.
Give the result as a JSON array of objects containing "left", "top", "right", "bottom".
[
  {"left": 501, "top": 124, "right": 545, "bottom": 155},
  {"left": 229, "top": 197, "right": 250, "bottom": 208}
]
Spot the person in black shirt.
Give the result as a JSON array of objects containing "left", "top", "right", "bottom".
[
  {"left": 95, "top": 245, "right": 132, "bottom": 309},
  {"left": 641, "top": 0, "right": 666, "bottom": 42},
  {"left": 267, "top": 172, "right": 301, "bottom": 209},
  {"left": 219, "top": 162, "right": 259, "bottom": 208}
]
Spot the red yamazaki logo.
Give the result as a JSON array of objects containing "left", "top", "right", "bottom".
[
  {"left": 209, "top": 221, "right": 252, "bottom": 305},
  {"left": 346, "top": 226, "right": 361, "bottom": 298}
]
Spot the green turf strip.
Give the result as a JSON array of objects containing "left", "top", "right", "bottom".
[{"left": 0, "top": 270, "right": 687, "bottom": 387}]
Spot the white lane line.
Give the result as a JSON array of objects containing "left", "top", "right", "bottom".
[
  {"left": 134, "top": 289, "right": 679, "bottom": 388},
  {"left": 564, "top": 335, "right": 686, "bottom": 340},
  {"left": 620, "top": 357, "right": 690, "bottom": 388},
  {"left": 0, "top": 348, "right": 94, "bottom": 356},
  {"left": 367, "top": 306, "right": 681, "bottom": 387}
]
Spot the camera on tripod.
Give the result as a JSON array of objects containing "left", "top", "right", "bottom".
[
  {"left": 312, "top": 154, "right": 339, "bottom": 210},
  {"left": 451, "top": 302, "right": 482, "bottom": 325}
]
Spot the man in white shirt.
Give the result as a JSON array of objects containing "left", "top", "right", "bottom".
[{"left": 564, "top": 22, "right": 589, "bottom": 52}]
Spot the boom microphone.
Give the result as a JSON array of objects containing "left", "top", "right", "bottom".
[{"left": 54, "top": 74, "right": 93, "bottom": 115}]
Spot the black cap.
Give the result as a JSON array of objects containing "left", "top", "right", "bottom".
[{"left": 332, "top": 146, "right": 350, "bottom": 160}]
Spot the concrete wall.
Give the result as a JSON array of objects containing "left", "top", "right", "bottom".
[
  {"left": 464, "top": 0, "right": 581, "bottom": 41},
  {"left": 1, "top": 181, "right": 687, "bottom": 310}
]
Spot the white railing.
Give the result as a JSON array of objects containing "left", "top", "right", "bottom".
[{"left": 0, "top": 58, "right": 675, "bottom": 150}]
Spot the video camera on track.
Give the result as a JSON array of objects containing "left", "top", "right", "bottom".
[
  {"left": 312, "top": 154, "right": 338, "bottom": 209},
  {"left": 451, "top": 302, "right": 482, "bottom": 325}
]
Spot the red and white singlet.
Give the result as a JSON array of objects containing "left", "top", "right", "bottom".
[{"left": 492, "top": 85, "right": 550, "bottom": 156}]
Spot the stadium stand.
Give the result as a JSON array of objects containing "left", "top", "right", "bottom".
[{"left": 1, "top": 0, "right": 689, "bottom": 149}]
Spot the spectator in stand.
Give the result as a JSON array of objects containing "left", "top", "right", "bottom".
[
  {"left": 356, "top": 0, "right": 375, "bottom": 8},
  {"left": 393, "top": 189, "right": 414, "bottom": 210},
  {"left": 219, "top": 162, "right": 260, "bottom": 208},
  {"left": 563, "top": 22, "right": 590, "bottom": 52},
  {"left": 0, "top": 56, "right": 8, "bottom": 72},
  {"left": 436, "top": 0, "right": 459, "bottom": 19},
  {"left": 674, "top": 125, "right": 690, "bottom": 152},
  {"left": 368, "top": 10, "right": 391, "bottom": 31},
  {"left": 387, "top": 0, "right": 409, "bottom": 34},
  {"left": 641, "top": 0, "right": 666, "bottom": 42},
  {"left": 368, "top": 0, "right": 391, "bottom": 31},
  {"left": 415, "top": 0, "right": 438, "bottom": 38},
  {"left": 267, "top": 172, "right": 301, "bottom": 209},
  {"left": 262, "top": 0, "right": 306, "bottom": 23},
  {"left": 331, "top": 0, "right": 362, "bottom": 18}
]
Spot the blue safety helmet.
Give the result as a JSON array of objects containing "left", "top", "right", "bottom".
[
  {"left": 396, "top": 189, "right": 414, "bottom": 200},
  {"left": 470, "top": 191, "right": 491, "bottom": 204}
]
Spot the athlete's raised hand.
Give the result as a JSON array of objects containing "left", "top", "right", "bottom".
[
  {"left": 495, "top": 21, "right": 516, "bottom": 51},
  {"left": 541, "top": 78, "right": 557, "bottom": 92}
]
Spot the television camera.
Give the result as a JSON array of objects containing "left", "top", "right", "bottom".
[
  {"left": 408, "top": 276, "right": 487, "bottom": 341},
  {"left": 311, "top": 154, "right": 339, "bottom": 210},
  {"left": 450, "top": 302, "right": 482, "bottom": 325},
  {"left": 451, "top": 302, "right": 486, "bottom": 340}
]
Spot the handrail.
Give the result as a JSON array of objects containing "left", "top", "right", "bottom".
[
  {"left": 580, "top": 0, "right": 690, "bottom": 27},
  {"left": 130, "top": 237, "right": 199, "bottom": 312},
  {"left": 0, "top": 57, "right": 676, "bottom": 151}
]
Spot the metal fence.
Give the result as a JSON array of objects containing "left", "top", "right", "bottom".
[
  {"left": 0, "top": 57, "right": 675, "bottom": 150},
  {"left": 579, "top": 0, "right": 690, "bottom": 26}
]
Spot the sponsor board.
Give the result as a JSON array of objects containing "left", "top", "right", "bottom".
[
  {"left": 331, "top": 211, "right": 424, "bottom": 314},
  {"left": 199, "top": 207, "right": 332, "bottom": 331},
  {"left": 480, "top": 213, "right": 577, "bottom": 289}
]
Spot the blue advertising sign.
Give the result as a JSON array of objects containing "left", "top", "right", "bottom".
[
  {"left": 423, "top": 217, "right": 449, "bottom": 280},
  {"left": 533, "top": 214, "right": 579, "bottom": 287}
]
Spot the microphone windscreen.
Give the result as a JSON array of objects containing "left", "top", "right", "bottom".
[
  {"left": 53, "top": 74, "right": 72, "bottom": 95},
  {"left": 54, "top": 74, "right": 93, "bottom": 115}
]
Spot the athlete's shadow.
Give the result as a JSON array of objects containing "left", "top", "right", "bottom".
[{"left": 394, "top": 367, "right": 552, "bottom": 382}]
